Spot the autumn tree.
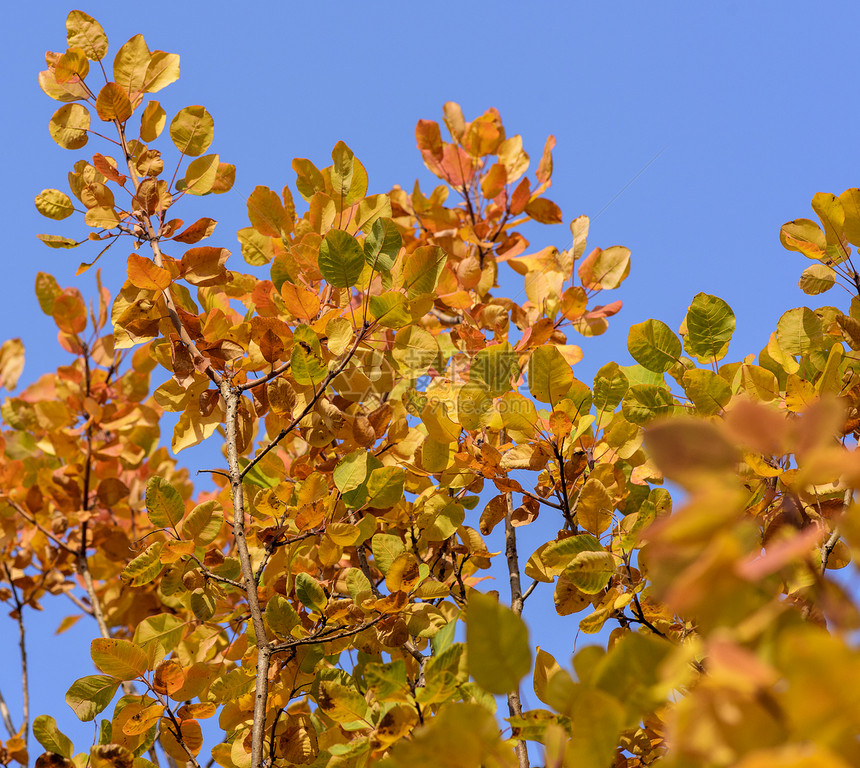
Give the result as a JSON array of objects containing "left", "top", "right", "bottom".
[{"left": 2, "top": 9, "right": 860, "bottom": 768}]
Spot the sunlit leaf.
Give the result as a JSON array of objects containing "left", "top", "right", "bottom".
[
  {"left": 170, "top": 105, "right": 214, "bottom": 157},
  {"left": 65, "top": 675, "right": 120, "bottom": 722},
  {"left": 318, "top": 229, "right": 364, "bottom": 288},
  {"left": 627, "top": 319, "right": 682, "bottom": 373},
  {"left": 467, "top": 591, "right": 531, "bottom": 695},
  {"left": 49, "top": 103, "right": 90, "bottom": 149}
]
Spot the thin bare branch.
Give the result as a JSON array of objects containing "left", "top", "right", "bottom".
[
  {"left": 270, "top": 616, "right": 384, "bottom": 654},
  {"left": 238, "top": 361, "right": 292, "bottom": 392},
  {"left": 0, "top": 686, "right": 16, "bottom": 738},
  {"left": 3, "top": 565, "right": 28, "bottom": 747}
]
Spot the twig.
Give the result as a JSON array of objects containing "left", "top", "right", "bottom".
[
  {"left": 238, "top": 362, "right": 292, "bottom": 392},
  {"left": 270, "top": 616, "right": 384, "bottom": 654},
  {"left": 821, "top": 489, "right": 852, "bottom": 573},
  {"left": 9, "top": 501, "right": 77, "bottom": 556},
  {"left": 0, "top": 686, "right": 16, "bottom": 738},
  {"left": 65, "top": 590, "right": 94, "bottom": 615},
  {"left": 503, "top": 492, "right": 529, "bottom": 768},
  {"left": 3, "top": 564, "right": 28, "bottom": 748}
]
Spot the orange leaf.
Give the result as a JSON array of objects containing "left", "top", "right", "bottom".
[
  {"left": 127, "top": 253, "right": 171, "bottom": 291},
  {"left": 95, "top": 82, "right": 133, "bottom": 122},
  {"left": 280, "top": 282, "right": 320, "bottom": 320}
]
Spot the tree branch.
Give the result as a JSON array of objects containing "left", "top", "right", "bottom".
[{"left": 220, "top": 382, "right": 271, "bottom": 768}]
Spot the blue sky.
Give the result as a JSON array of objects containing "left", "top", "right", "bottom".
[{"left": 3, "top": 0, "right": 860, "bottom": 757}]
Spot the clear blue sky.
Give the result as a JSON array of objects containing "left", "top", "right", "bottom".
[{"left": 3, "top": 0, "right": 859, "bottom": 757}]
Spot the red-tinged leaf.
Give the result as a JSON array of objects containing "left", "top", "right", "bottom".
[
  {"left": 536, "top": 134, "right": 556, "bottom": 185},
  {"left": 280, "top": 282, "right": 321, "bottom": 320},
  {"left": 173, "top": 217, "right": 216, "bottom": 244},
  {"left": 525, "top": 197, "right": 562, "bottom": 224},
  {"left": 481, "top": 163, "right": 507, "bottom": 200},
  {"left": 92, "top": 153, "right": 126, "bottom": 185},
  {"left": 53, "top": 289, "right": 87, "bottom": 334},
  {"left": 95, "top": 82, "right": 132, "bottom": 122},
  {"left": 510, "top": 177, "right": 530, "bottom": 215},
  {"left": 211, "top": 162, "right": 236, "bottom": 194},
  {"left": 439, "top": 143, "right": 477, "bottom": 187},
  {"left": 585, "top": 300, "right": 623, "bottom": 320},
  {"left": 247, "top": 185, "right": 290, "bottom": 237},
  {"left": 737, "top": 526, "right": 821, "bottom": 580},
  {"left": 416, "top": 119, "right": 443, "bottom": 158},
  {"left": 127, "top": 254, "right": 171, "bottom": 291}
]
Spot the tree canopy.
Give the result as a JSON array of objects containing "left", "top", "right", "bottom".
[{"left": 1, "top": 10, "right": 860, "bottom": 768}]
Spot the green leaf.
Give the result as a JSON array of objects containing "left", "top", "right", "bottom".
[
  {"left": 366, "top": 466, "right": 405, "bottom": 509},
  {"left": 319, "top": 229, "right": 364, "bottom": 288},
  {"left": 368, "top": 292, "right": 411, "bottom": 328},
  {"left": 145, "top": 476, "right": 185, "bottom": 529},
  {"left": 681, "top": 369, "right": 732, "bottom": 416},
  {"left": 295, "top": 572, "right": 327, "bottom": 613},
  {"left": 333, "top": 450, "right": 371, "bottom": 493},
  {"left": 265, "top": 594, "right": 301, "bottom": 640},
  {"left": 466, "top": 591, "right": 531, "bottom": 695},
  {"left": 627, "top": 319, "right": 682, "bottom": 373},
  {"left": 592, "top": 362, "right": 629, "bottom": 414},
  {"left": 457, "top": 382, "right": 492, "bottom": 430},
  {"left": 179, "top": 500, "right": 223, "bottom": 544},
  {"left": 371, "top": 533, "right": 405, "bottom": 575},
  {"left": 65, "top": 675, "right": 121, "bottom": 722},
  {"left": 364, "top": 217, "right": 401, "bottom": 272},
  {"left": 529, "top": 346, "right": 573, "bottom": 404},
  {"left": 564, "top": 551, "right": 617, "bottom": 593},
  {"left": 33, "top": 714, "right": 74, "bottom": 758},
  {"left": 35, "top": 272, "right": 62, "bottom": 315},
  {"left": 683, "top": 293, "right": 735, "bottom": 362},
  {"left": 470, "top": 343, "right": 518, "bottom": 397},
  {"left": 331, "top": 141, "right": 368, "bottom": 209},
  {"left": 622, "top": 384, "right": 676, "bottom": 425},
  {"left": 91, "top": 638, "right": 148, "bottom": 680},
  {"left": 402, "top": 245, "right": 447, "bottom": 299},
  {"left": 133, "top": 613, "right": 186, "bottom": 657},
  {"left": 120, "top": 541, "right": 165, "bottom": 587},
  {"left": 290, "top": 325, "right": 327, "bottom": 385}
]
